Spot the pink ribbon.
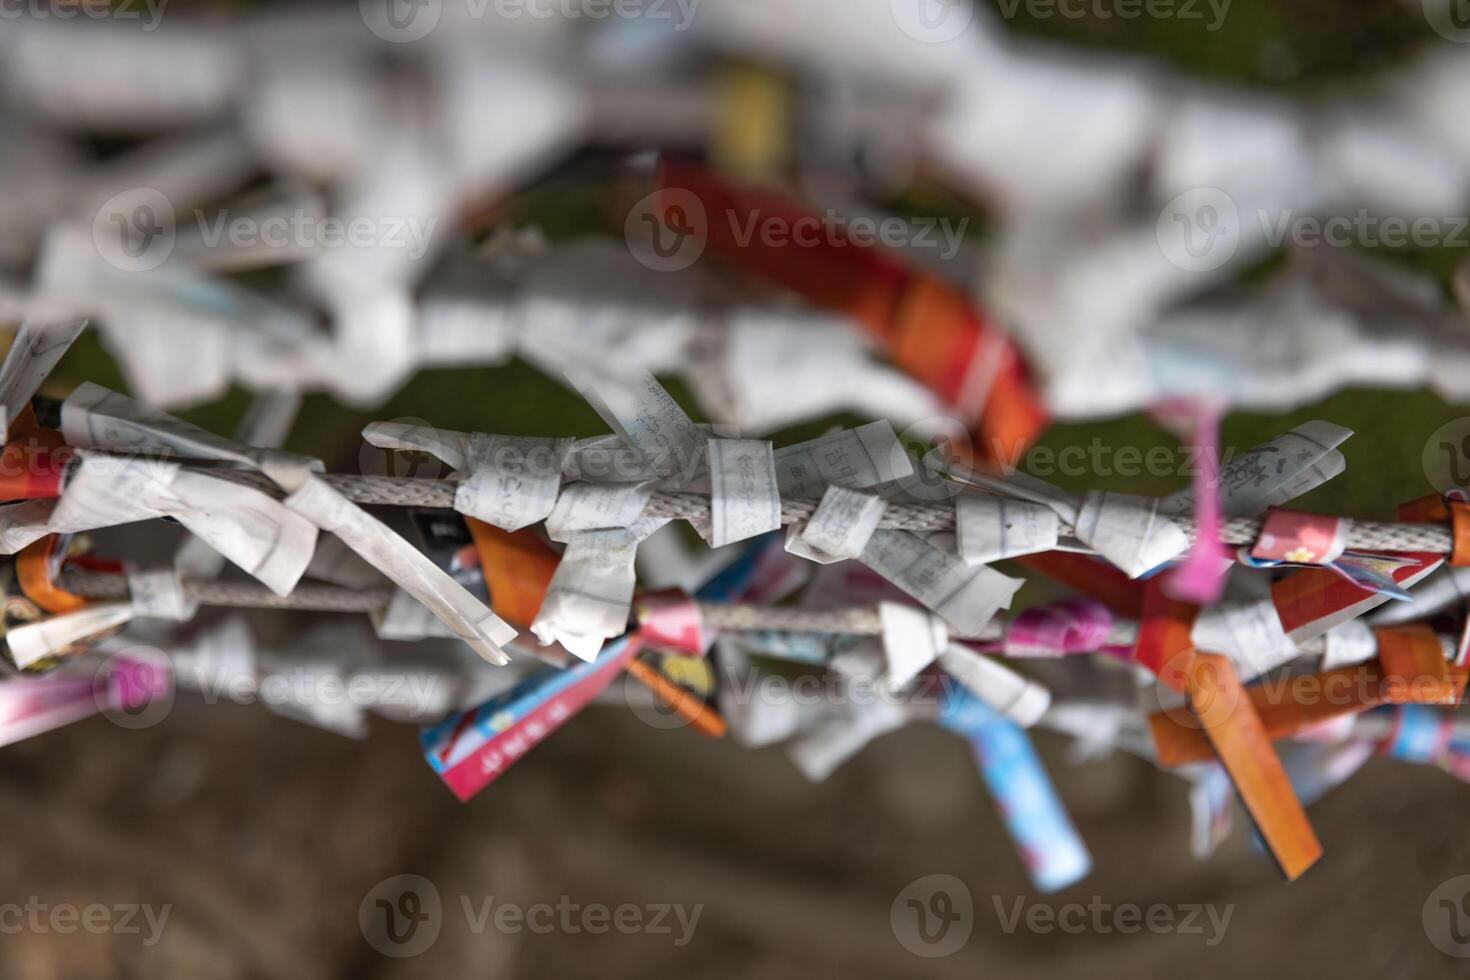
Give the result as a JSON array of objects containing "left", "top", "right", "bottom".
[
  {"left": 1160, "top": 399, "right": 1229, "bottom": 603},
  {"left": 1000, "top": 598, "right": 1116, "bottom": 658}
]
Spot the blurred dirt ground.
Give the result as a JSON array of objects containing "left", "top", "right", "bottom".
[{"left": 3, "top": 685, "right": 1470, "bottom": 979}]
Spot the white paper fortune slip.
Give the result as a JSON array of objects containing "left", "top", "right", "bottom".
[
  {"left": 954, "top": 492, "right": 1060, "bottom": 566},
  {"left": 363, "top": 422, "right": 572, "bottom": 532},
  {"left": 266, "top": 468, "right": 518, "bottom": 666},
  {"left": 773, "top": 421, "right": 912, "bottom": 498},
  {"left": 573, "top": 369, "right": 705, "bottom": 485},
  {"left": 1072, "top": 491, "right": 1189, "bottom": 578},
  {"left": 877, "top": 601, "right": 948, "bottom": 690},
  {"left": 1160, "top": 420, "right": 1352, "bottom": 519},
  {"left": 45, "top": 453, "right": 315, "bottom": 596},
  {"left": 531, "top": 528, "right": 641, "bottom": 662},
  {"left": 0, "top": 318, "right": 86, "bottom": 430},
  {"left": 1190, "top": 597, "right": 1298, "bottom": 681},
  {"left": 126, "top": 565, "right": 199, "bottom": 621},
  {"left": 61, "top": 382, "right": 308, "bottom": 471},
  {"left": 859, "top": 529, "right": 1023, "bottom": 638},
  {"left": 545, "top": 481, "right": 656, "bottom": 540},
  {"left": 789, "top": 485, "right": 886, "bottom": 564},
  {"left": 937, "top": 643, "right": 1051, "bottom": 729},
  {"left": 7, "top": 602, "right": 135, "bottom": 670},
  {"left": 707, "top": 438, "right": 781, "bottom": 548}
]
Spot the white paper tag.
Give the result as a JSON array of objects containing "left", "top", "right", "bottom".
[
  {"left": 126, "top": 566, "right": 198, "bottom": 622},
  {"left": 454, "top": 435, "right": 572, "bottom": 532},
  {"left": 1161, "top": 420, "right": 1352, "bottom": 518},
  {"left": 1321, "top": 618, "right": 1379, "bottom": 670},
  {"left": 707, "top": 438, "right": 781, "bottom": 548},
  {"left": 787, "top": 696, "right": 910, "bottom": 783},
  {"left": 877, "top": 602, "right": 948, "bottom": 690},
  {"left": 938, "top": 643, "right": 1051, "bottom": 728},
  {"left": 955, "top": 492, "right": 1060, "bottom": 566},
  {"left": 47, "top": 454, "right": 316, "bottom": 596},
  {"left": 0, "top": 318, "right": 86, "bottom": 428},
  {"left": 372, "top": 588, "right": 461, "bottom": 641},
  {"left": 545, "top": 481, "right": 655, "bottom": 541},
  {"left": 530, "top": 528, "right": 639, "bottom": 662},
  {"left": 795, "top": 485, "right": 886, "bottom": 562},
  {"left": 859, "top": 529, "right": 1023, "bottom": 638},
  {"left": 773, "top": 421, "right": 912, "bottom": 498},
  {"left": 8, "top": 602, "right": 135, "bottom": 670},
  {"left": 573, "top": 370, "right": 704, "bottom": 485},
  {"left": 1073, "top": 491, "right": 1189, "bottom": 578},
  {"left": 279, "top": 474, "right": 516, "bottom": 665},
  {"left": 1191, "top": 598, "right": 1297, "bottom": 680}
]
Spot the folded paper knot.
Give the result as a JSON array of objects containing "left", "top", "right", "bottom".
[
  {"left": 635, "top": 589, "right": 709, "bottom": 656},
  {"left": 1251, "top": 508, "right": 1350, "bottom": 566},
  {"left": 1004, "top": 598, "right": 1114, "bottom": 658}
]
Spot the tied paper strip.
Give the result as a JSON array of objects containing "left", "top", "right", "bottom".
[
  {"left": 264, "top": 465, "right": 519, "bottom": 665},
  {"left": 0, "top": 318, "right": 87, "bottom": 432},
  {"left": 1191, "top": 597, "right": 1298, "bottom": 681},
  {"left": 1001, "top": 598, "right": 1115, "bottom": 659},
  {"left": 18, "top": 453, "right": 316, "bottom": 597},
  {"left": 362, "top": 422, "right": 572, "bottom": 532},
  {"left": 59, "top": 386, "right": 517, "bottom": 663},
  {"left": 773, "top": 421, "right": 913, "bottom": 497},
  {"left": 573, "top": 370, "right": 705, "bottom": 486},
  {"left": 7, "top": 603, "right": 135, "bottom": 670},
  {"left": 126, "top": 565, "right": 199, "bottom": 621},
  {"left": 787, "top": 694, "right": 911, "bottom": 783},
  {"left": 1160, "top": 420, "right": 1353, "bottom": 520},
  {"left": 955, "top": 492, "right": 1060, "bottom": 566},
  {"left": 939, "top": 687, "right": 1092, "bottom": 893},
  {"left": 1251, "top": 508, "right": 1350, "bottom": 565},
  {"left": 531, "top": 528, "right": 642, "bottom": 662},
  {"left": 707, "top": 438, "right": 781, "bottom": 548},
  {"left": 859, "top": 530, "right": 1023, "bottom": 638},
  {"left": 1073, "top": 491, "right": 1189, "bottom": 578},
  {"left": 938, "top": 643, "right": 1051, "bottom": 728},
  {"left": 546, "top": 482, "right": 657, "bottom": 540},
  {"left": 877, "top": 602, "right": 948, "bottom": 690},
  {"left": 787, "top": 485, "right": 886, "bottom": 564}
]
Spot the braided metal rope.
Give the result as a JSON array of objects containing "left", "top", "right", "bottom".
[
  {"left": 51, "top": 570, "right": 1459, "bottom": 659},
  {"left": 205, "top": 470, "right": 1456, "bottom": 554}
]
